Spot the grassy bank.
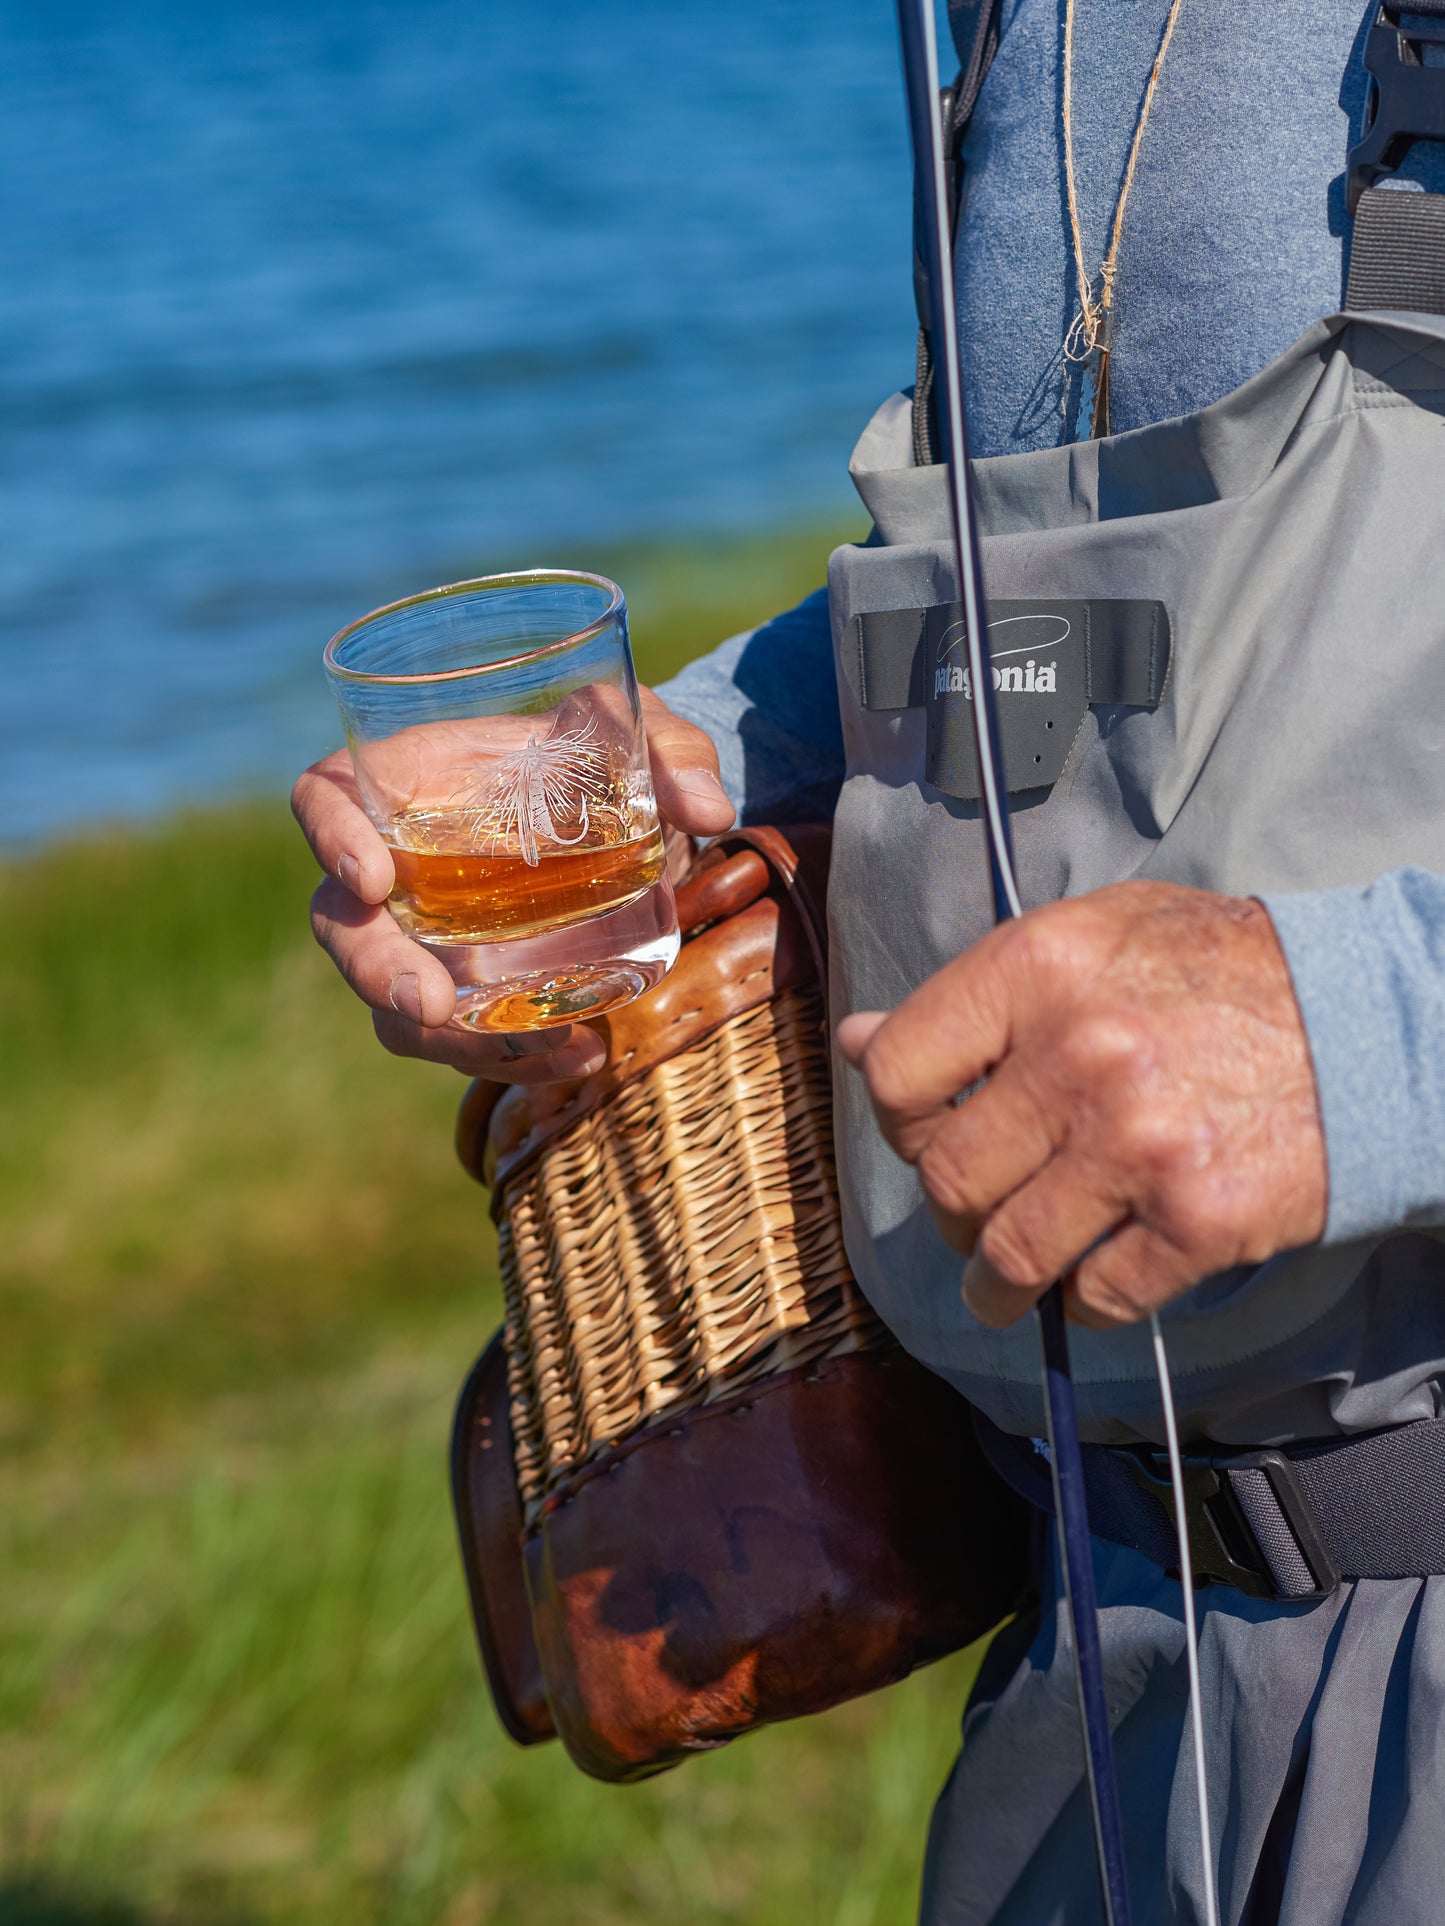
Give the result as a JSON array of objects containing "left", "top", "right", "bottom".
[{"left": 0, "top": 524, "right": 984, "bottom": 1926}]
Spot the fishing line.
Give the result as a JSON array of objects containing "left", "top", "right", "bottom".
[
  {"left": 1037, "top": 1292, "right": 1134, "bottom": 1926},
  {"left": 892, "top": 3, "right": 1218, "bottom": 1920},
  {"left": 1150, "top": 1312, "right": 1221, "bottom": 1926},
  {"left": 893, "top": 3, "right": 1126, "bottom": 1916}
]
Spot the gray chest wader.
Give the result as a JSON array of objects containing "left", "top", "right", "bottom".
[{"left": 827, "top": 0, "right": 1445, "bottom": 1586}]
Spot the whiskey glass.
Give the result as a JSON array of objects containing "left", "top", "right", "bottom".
[{"left": 324, "top": 571, "right": 679, "bottom": 1032}]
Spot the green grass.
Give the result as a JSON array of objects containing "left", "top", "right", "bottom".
[{"left": 0, "top": 523, "right": 985, "bottom": 1926}]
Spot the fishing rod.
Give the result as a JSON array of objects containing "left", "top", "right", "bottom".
[{"left": 891, "top": 6, "right": 1218, "bottom": 1924}]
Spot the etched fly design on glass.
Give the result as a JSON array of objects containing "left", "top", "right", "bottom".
[
  {"left": 326, "top": 571, "right": 679, "bottom": 1030},
  {"left": 449, "top": 715, "right": 612, "bottom": 866}
]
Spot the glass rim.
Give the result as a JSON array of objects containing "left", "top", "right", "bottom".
[{"left": 322, "top": 569, "right": 625, "bottom": 686}]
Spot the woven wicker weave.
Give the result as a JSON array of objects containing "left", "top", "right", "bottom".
[
  {"left": 452, "top": 830, "right": 1028, "bottom": 1779},
  {"left": 499, "top": 981, "right": 888, "bottom": 1521}
]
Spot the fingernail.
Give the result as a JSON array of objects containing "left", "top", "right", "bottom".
[
  {"left": 496, "top": 1039, "right": 604, "bottom": 1082},
  {"left": 674, "top": 767, "right": 732, "bottom": 809},
  {"left": 389, "top": 971, "right": 423, "bottom": 1023},
  {"left": 498, "top": 1029, "right": 571, "bottom": 1057},
  {"left": 337, "top": 853, "right": 361, "bottom": 893},
  {"left": 960, "top": 1257, "right": 980, "bottom": 1312},
  {"left": 836, "top": 1011, "right": 886, "bottom": 1063},
  {"left": 555, "top": 1043, "right": 607, "bottom": 1077},
  {"left": 960, "top": 1256, "right": 1004, "bottom": 1326},
  {"left": 961, "top": 1255, "right": 1036, "bottom": 1330}
]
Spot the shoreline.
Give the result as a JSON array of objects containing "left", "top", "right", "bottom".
[{"left": 3, "top": 518, "right": 860, "bottom": 861}]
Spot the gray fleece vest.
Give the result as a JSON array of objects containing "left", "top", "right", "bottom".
[{"left": 826, "top": 311, "right": 1445, "bottom": 1445}]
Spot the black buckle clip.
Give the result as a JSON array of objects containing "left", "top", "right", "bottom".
[
  {"left": 1120, "top": 1447, "right": 1341, "bottom": 1602},
  {"left": 1348, "top": 4, "right": 1445, "bottom": 213}
]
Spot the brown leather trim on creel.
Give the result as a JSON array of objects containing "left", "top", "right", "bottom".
[
  {"left": 456, "top": 839, "right": 770, "bottom": 1188},
  {"left": 522, "top": 1346, "right": 1031, "bottom": 1784},
  {"left": 723, "top": 824, "right": 831, "bottom": 1014},
  {"left": 673, "top": 842, "right": 771, "bottom": 931},
  {"left": 454, "top": 826, "right": 834, "bottom": 1193},
  {"left": 484, "top": 896, "right": 816, "bottom": 1195},
  {"left": 450, "top": 1332, "right": 556, "bottom": 1747}
]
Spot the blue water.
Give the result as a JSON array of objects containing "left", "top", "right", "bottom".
[{"left": 0, "top": 0, "right": 915, "bottom": 844}]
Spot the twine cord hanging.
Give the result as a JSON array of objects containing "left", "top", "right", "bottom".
[{"left": 1062, "top": 0, "right": 1185, "bottom": 435}]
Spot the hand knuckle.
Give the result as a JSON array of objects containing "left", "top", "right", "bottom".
[
  {"left": 917, "top": 1139, "right": 983, "bottom": 1218},
  {"left": 1078, "top": 1283, "right": 1136, "bottom": 1326},
  {"left": 982, "top": 919, "right": 1037, "bottom": 995},
  {"left": 371, "top": 1011, "right": 404, "bottom": 1056},
  {"left": 1077, "top": 1223, "right": 1194, "bottom": 1322},
  {"left": 1111, "top": 1103, "right": 1191, "bottom": 1177},
  {"left": 978, "top": 1214, "right": 1049, "bottom": 1288},
  {"left": 1014, "top": 899, "right": 1109, "bottom": 984},
  {"left": 291, "top": 757, "right": 336, "bottom": 813},
  {"left": 1074, "top": 1262, "right": 1142, "bottom": 1325},
  {"left": 1156, "top": 1174, "right": 1212, "bottom": 1235},
  {"left": 862, "top": 1032, "right": 913, "bottom": 1114},
  {"left": 1010, "top": 904, "right": 1070, "bottom": 974},
  {"left": 1153, "top": 1174, "right": 1232, "bottom": 1263},
  {"left": 1059, "top": 1012, "right": 1143, "bottom": 1084},
  {"left": 308, "top": 885, "right": 333, "bottom": 946}
]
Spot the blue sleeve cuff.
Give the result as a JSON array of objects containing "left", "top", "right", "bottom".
[
  {"left": 654, "top": 587, "right": 844, "bottom": 827},
  {"left": 1260, "top": 868, "right": 1445, "bottom": 1243}
]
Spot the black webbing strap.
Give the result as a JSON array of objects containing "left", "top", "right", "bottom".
[
  {"left": 842, "top": 598, "right": 1171, "bottom": 711},
  {"left": 979, "top": 1410, "right": 1445, "bottom": 1603},
  {"left": 1345, "top": 3, "right": 1445, "bottom": 311},
  {"left": 1346, "top": 188, "right": 1445, "bottom": 312},
  {"left": 946, "top": 0, "right": 1003, "bottom": 84}
]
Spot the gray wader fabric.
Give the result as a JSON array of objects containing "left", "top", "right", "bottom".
[
  {"left": 823, "top": 313, "right": 1445, "bottom": 1923},
  {"left": 827, "top": 310, "right": 1445, "bottom": 1449},
  {"left": 920, "top": 1544, "right": 1445, "bottom": 1926}
]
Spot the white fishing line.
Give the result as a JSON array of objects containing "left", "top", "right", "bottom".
[{"left": 1150, "top": 1311, "right": 1220, "bottom": 1926}]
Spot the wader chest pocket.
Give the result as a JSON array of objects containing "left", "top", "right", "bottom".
[{"left": 842, "top": 598, "right": 1171, "bottom": 800}]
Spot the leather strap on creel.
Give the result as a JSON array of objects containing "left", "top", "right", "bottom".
[
  {"left": 455, "top": 825, "right": 833, "bottom": 1201},
  {"left": 449, "top": 1333, "right": 555, "bottom": 1746}
]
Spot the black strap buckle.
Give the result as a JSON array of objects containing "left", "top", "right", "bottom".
[
  {"left": 1120, "top": 1447, "right": 1341, "bottom": 1602},
  {"left": 1348, "top": 4, "right": 1445, "bottom": 214}
]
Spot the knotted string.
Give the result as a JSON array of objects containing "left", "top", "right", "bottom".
[{"left": 1062, "top": 0, "right": 1186, "bottom": 435}]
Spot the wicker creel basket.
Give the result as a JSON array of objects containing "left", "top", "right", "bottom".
[{"left": 451, "top": 827, "right": 1028, "bottom": 1782}]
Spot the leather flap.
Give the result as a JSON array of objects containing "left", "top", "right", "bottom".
[
  {"left": 449, "top": 1332, "right": 556, "bottom": 1747},
  {"left": 523, "top": 1347, "right": 1031, "bottom": 1782}
]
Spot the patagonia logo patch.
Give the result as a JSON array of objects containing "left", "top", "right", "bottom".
[
  {"left": 843, "top": 597, "right": 1171, "bottom": 800},
  {"left": 931, "top": 614, "right": 1067, "bottom": 700},
  {"left": 926, "top": 604, "right": 1088, "bottom": 800}
]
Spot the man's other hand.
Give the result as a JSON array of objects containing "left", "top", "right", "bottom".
[
  {"left": 292, "top": 688, "right": 733, "bottom": 1081},
  {"left": 837, "top": 884, "right": 1328, "bottom": 1329}
]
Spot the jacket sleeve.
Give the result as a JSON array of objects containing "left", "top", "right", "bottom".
[
  {"left": 653, "top": 587, "right": 845, "bottom": 827},
  {"left": 1261, "top": 868, "right": 1445, "bottom": 1242}
]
